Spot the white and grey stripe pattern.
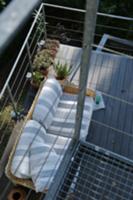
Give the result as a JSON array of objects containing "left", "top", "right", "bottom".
[
  {"left": 11, "top": 119, "right": 71, "bottom": 192},
  {"left": 11, "top": 120, "right": 44, "bottom": 179},
  {"left": 32, "top": 78, "right": 63, "bottom": 129},
  {"left": 48, "top": 93, "right": 93, "bottom": 140},
  {"left": 30, "top": 133, "right": 71, "bottom": 192}
]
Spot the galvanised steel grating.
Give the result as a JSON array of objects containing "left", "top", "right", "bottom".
[{"left": 54, "top": 142, "right": 133, "bottom": 200}]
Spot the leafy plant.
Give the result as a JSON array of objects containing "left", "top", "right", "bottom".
[
  {"left": 0, "top": 105, "right": 14, "bottom": 157},
  {"left": 33, "top": 10, "right": 45, "bottom": 34},
  {"left": 33, "top": 50, "right": 54, "bottom": 70},
  {"left": 54, "top": 62, "right": 71, "bottom": 80},
  {"left": 45, "top": 39, "right": 60, "bottom": 51},
  {"left": 0, "top": 0, "right": 5, "bottom": 8},
  {"left": 45, "top": 39, "right": 60, "bottom": 48},
  {"left": 32, "top": 71, "right": 44, "bottom": 87}
]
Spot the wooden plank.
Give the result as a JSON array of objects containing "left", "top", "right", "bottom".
[
  {"left": 63, "top": 84, "right": 96, "bottom": 97},
  {"left": 88, "top": 52, "right": 133, "bottom": 158},
  {"left": 73, "top": 50, "right": 133, "bottom": 159}
]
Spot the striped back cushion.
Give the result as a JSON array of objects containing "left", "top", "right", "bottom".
[
  {"left": 32, "top": 78, "right": 62, "bottom": 129},
  {"left": 48, "top": 93, "right": 93, "bottom": 140},
  {"left": 30, "top": 132, "right": 71, "bottom": 192},
  {"left": 11, "top": 120, "right": 45, "bottom": 179}
]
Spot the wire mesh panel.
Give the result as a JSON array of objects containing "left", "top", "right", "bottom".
[{"left": 53, "top": 142, "right": 133, "bottom": 200}]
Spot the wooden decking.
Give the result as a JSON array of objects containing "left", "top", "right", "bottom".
[
  {"left": 72, "top": 50, "right": 133, "bottom": 160},
  {"left": 1, "top": 44, "right": 133, "bottom": 199}
]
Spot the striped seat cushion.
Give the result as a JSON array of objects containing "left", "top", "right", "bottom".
[
  {"left": 11, "top": 120, "right": 45, "bottom": 179},
  {"left": 32, "top": 78, "right": 62, "bottom": 129},
  {"left": 48, "top": 93, "right": 93, "bottom": 140},
  {"left": 30, "top": 132, "right": 71, "bottom": 192},
  {"left": 11, "top": 118, "right": 71, "bottom": 192}
]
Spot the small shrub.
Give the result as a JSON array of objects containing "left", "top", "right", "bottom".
[
  {"left": 0, "top": 105, "right": 14, "bottom": 158},
  {"left": 33, "top": 50, "right": 54, "bottom": 70},
  {"left": 32, "top": 71, "right": 44, "bottom": 88}
]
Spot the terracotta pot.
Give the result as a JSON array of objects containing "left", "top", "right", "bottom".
[
  {"left": 40, "top": 68, "right": 49, "bottom": 76},
  {"left": 30, "top": 80, "right": 39, "bottom": 89},
  {"left": 56, "top": 77, "right": 67, "bottom": 86},
  {"left": 7, "top": 187, "right": 26, "bottom": 200}
]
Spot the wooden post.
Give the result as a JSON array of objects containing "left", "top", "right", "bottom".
[{"left": 74, "top": 0, "right": 99, "bottom": 141}]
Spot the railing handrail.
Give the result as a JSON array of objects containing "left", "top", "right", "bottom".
[
  {"left": 0, "top": 3, "right": 44, "bottom": 99},
  {"left": 43, "top": 3, "right": 133, "bottom": 21}
]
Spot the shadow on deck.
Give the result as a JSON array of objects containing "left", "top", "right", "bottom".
[
  {"left": 1, "top": 46, "right": 133, "bottom": 199},
  {"left": 82, "top": 51, "right": 133, "bottom": 159}
]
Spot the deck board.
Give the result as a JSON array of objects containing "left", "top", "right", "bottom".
[{"left": 73, "top": 50, "right": 133, "bottom": 160}]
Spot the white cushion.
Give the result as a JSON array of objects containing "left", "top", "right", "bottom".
[
  {"left": 32, "top": 78, "right": 62, "bottom": 129},
  {"left": 11, "top": 120, "right": 45, "bottom": 178},
  {"left": 48, "top": 93, "right": 93, "bottom": 140},
  {"left": 30, "top": 132, "right": 71, "bottom": 192}
]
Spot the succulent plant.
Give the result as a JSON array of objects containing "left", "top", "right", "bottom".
[{"left": 54, "top": 62, "right": 71, "bottom": 80}]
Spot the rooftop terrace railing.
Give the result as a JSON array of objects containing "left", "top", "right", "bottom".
[
  {"left": 0, "top": 2, "right": 133, "bottom": 199},
  {"left": 0, "top": 2, "right": 133, "bottom": 167}
]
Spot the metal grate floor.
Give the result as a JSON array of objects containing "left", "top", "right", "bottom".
[{"left": 55, "top": 142, "right": 133, "bottom": 200}]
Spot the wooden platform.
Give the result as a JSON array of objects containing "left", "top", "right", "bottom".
[
  {"left": 1, "top": 44, "right": 133, "bottom": 199},
  {"left": 72, "top": 50, "right": 133, "bottom": 160}
]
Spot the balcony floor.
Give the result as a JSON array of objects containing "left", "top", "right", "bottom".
[
  {"left": 1, "top": 45, "right": 133, "bottom": 199},
  {"left": 72, "top": 49, "right": 133, "bottom": 160}
]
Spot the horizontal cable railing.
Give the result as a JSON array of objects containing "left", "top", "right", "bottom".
[{"left": 0, "top": 2, "right": 133, "bottom": 200}]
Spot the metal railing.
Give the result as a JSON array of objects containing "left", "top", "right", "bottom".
[
  {"left": 44, "top": 3, "right": 133, "bottom": 49},
  {"left": 0, "top": 1, "right": 133, "bottom": 171},
  {"left": 0, "top": 3, "right": 46, "bottom": 170},
  {"left": 0, "top": 2, "right": 133, "bottom": 199}
]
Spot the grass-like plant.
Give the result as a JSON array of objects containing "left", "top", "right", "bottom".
[{"left": 54, "top": 62, "right": 71, "bottom": 80}]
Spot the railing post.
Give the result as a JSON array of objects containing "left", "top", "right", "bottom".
[
  {"left": 7, "top": 84, "right": 18, "bottom": 116},
  {"left": 74, "top": 0, "right": 99, "bottom": 142},
  {"left": 26, "top": 41, "right": 33, "bottom": 74},
  {"left": 42, "top": 4, "right": 47, "bottom": 40}
]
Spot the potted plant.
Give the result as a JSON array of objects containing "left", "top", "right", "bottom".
[
  {"left": 33, "top": 50, "right": 54, "bottom": 76},
  {"left": 41, "top": 49, "right": 57, "bottom": 59},
  {"left": 44, "top": 39, "right": 60, "bottom": 53},
  {"left": 31, "top": 71, "right": 44, "bottom": 89},
  {"left": 54, "top": 61, "right": 71, "bottom": 85}
]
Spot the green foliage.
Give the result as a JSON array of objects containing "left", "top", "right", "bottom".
[
  {"left": 0, "top": 0, "right": 5, "bottom": 6},
  {"left": 0, "top": 105, "right": 14, "bottom": 157},
  {"left": 54, "top": 62, "right": 71, "bottom": 80},
  {"left": 46, "top": 0, "right": 133, "bottom": 17},
  {"left": 33, "top": 10, "right": 45, "bottom": 34},
  {"left": 99, "top": 0, "right": 133, "bottom": 17},
  {"left": 45, "top": 39, "right": 60, "bottom": 50},
  {"left": 33, "top": 50, "right": 54, "bottom": 70},
  {"left": 0, "top": 105, "right": 13, "bottom": 127},
  {"left": 32, "top": 71, "right": 44, "bottom": 86}
]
